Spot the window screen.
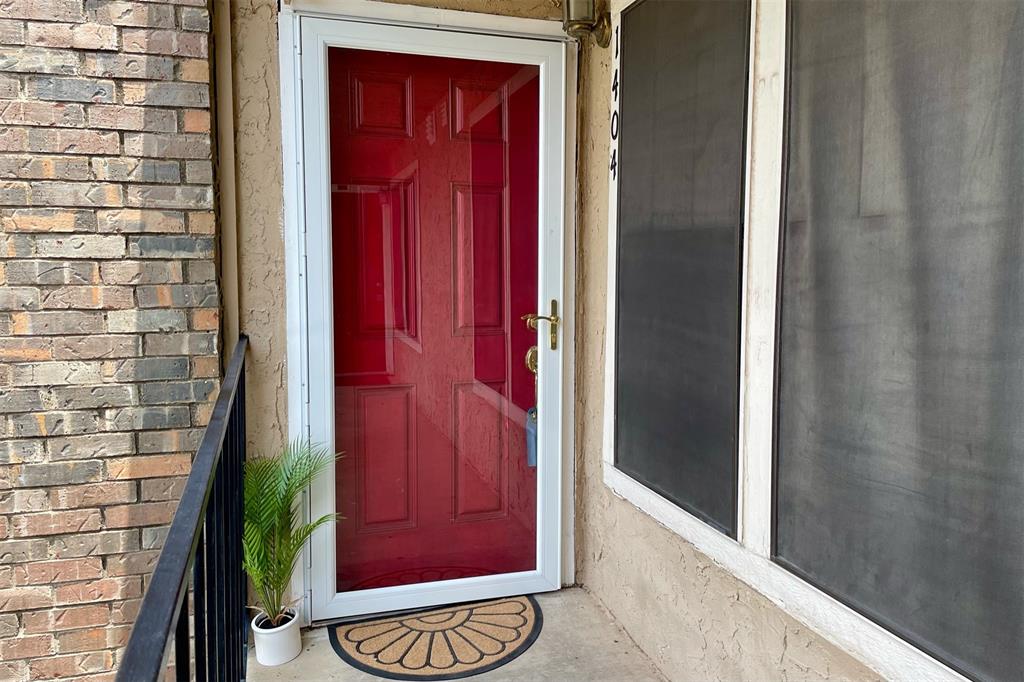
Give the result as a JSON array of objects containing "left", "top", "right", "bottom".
[
  {"left": 775, "top": 2, "right": 1024, "bottom": 679},
  {"left": 614, "top": 0, "right": 749, "bottom": 536}
]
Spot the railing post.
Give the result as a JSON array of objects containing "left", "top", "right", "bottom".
[
  {"left": 174, "top": 593, "right": 190, "bottom": 682},
  {"left": 194, "top": 530, "right": 208, "bottom": 682},
  {"left": 211, "top": 454, "right": 225, "bottom": 681}
]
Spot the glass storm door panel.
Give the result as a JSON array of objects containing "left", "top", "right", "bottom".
[{"left": 327, "top": 48, "right": 540, "bottom": 593}]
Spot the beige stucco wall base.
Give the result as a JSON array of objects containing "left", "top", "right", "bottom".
[{"left": 228, "top": 1, "right": 878, "bottom": 679}]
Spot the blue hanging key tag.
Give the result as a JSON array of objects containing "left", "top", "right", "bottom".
[{"left": 526, "top": 407, "right": 538, "bottom": 468}]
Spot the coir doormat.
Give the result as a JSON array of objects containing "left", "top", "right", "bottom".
[{"left": 328, "top": 595, "right": 542, "bottom": 680}]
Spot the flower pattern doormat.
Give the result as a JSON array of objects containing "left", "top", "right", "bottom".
[{"left": 328, "top": 595, "right": 542, "bottom": 680}]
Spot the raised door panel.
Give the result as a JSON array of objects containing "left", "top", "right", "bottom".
[
  {"left": 452, "top": 381, "right": 509, "bottom": 521},
  {"left": 452, "top": 184, "right": 506, "bottom": 336},
  {"left": 351, "top": 71, "right": 413, "bottom": 138},
  {"left": 355, "top": 385, "right": 417, "bottom": 532},
  {"left": 334, "top": 176, "right": 419, "bottom": 379},
  {"left": 451, "top": 80, "right": 506, "bottom": 142}
]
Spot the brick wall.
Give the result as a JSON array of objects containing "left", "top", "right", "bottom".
[{"left": 0, "top": 0, "right": 217, "bottom": 679}]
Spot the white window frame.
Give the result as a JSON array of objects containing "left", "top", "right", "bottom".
[
  {"left": 279, "top": 1, "right": 578, "bottom": 624},
  {"left": 601, "top": 1, "right": 967, "bottom": 679}
]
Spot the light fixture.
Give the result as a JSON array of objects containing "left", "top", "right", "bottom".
[{"left": 562, "top": 0, "right": 611, "bottom": 48}]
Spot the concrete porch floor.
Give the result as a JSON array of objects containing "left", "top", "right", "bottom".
[{"left": 247, "top": 588, "right": 666, "bottom": 681}]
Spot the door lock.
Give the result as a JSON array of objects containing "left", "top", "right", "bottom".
[
  {"left": 522, "top": 299, "right": 560, "bottom": 350},
  {"left": 525, "top": 345, "right": 538, "bottom": 374}
]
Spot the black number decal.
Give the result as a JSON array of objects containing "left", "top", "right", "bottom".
[{"left": 611, "top": 22, "right": 620, "bottom": 181}]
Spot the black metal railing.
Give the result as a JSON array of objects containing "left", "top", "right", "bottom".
[{"left": 118, "top": 336, "right": 249, "bottom": 682}]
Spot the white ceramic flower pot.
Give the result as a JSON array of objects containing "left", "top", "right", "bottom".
[{"left": 252, "top": 608, "right": 301, "bottom": 666}]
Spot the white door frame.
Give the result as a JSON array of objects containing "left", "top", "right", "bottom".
[{"left": 279, "top": 3, "right": 576, "bottom": 624}]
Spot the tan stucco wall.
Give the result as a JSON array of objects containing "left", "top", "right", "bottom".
[{"left": 228, "top": 1, "right": 878, "bottom": 679}]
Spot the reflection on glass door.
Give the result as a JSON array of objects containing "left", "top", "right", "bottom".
[{"left": 328, "top": 47, "right": 540, "bottom": 593}]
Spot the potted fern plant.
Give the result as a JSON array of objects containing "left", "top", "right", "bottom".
[{"left": 243, "top": 440, "right": 337, "bottom": 666}]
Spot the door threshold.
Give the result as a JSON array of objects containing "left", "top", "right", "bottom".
[{"left": 312, "top": 586, "right": 563, "bottom": 627}]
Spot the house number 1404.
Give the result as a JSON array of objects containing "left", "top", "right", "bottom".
[{"left": 610, "top": 25, "right": 619, "bottom": 179}]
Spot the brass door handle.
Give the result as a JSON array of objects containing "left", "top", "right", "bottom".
[{"left": 522, "top": 300, "right": 559, "bottom": 350}]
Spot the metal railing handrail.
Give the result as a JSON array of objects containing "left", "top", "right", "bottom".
[{"left": 118, "top": 335, "right": 249, "bottom": 682}]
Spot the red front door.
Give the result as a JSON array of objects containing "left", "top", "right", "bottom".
[{"left": 328, "top": 48, "right": 540, "bottom": 593}]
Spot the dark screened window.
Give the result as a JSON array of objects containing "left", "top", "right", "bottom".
[
  {"left": 775, "top": 2, "right": 1024, "bottom": 679},
  {"left": 614, "top": 0, "right": 749, "bottom": 536}
]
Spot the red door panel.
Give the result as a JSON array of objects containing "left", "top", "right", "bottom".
[{"left": 329, "top": 48, "right": 540, "bottom": 593}]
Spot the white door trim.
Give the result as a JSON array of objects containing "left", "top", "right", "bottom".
[
  {"left": 285, "top": 0, "right": 565, "bottom": 39},
  {"left": 279, "top": 6, "right": 574, "bottom": 624}
]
